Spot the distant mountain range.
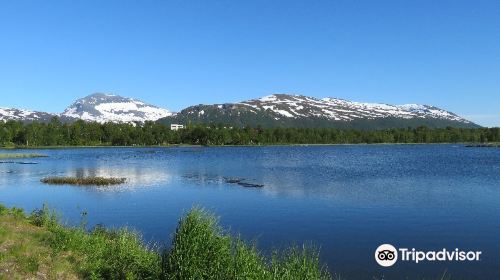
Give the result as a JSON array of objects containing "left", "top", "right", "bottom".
[
  {"left": 0, "top": 93, "right": 172, "bottom": 124},
  {"left": 0, "top": 93, "right": 479, "bottom": 129},
  {"left": 159, "top": 94, "right": 478, "bottom": 129}
]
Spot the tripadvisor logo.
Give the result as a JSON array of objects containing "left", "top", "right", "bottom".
[
  {"left": 375, "top": 244, "right": 482, "bottom": 267},
  {"left": 375, "top": 244, "right": 398, "bottom": 267}
]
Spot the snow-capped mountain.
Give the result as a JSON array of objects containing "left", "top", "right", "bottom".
[
  {"left": 61, "top": 93, "right": 172, "bottom": 123},
  {"left": 0, "top": 107, "right": 56, "bottom": 122},
  {"left": 160, "top": 94, "right": 477, "bottom": 129},
  {"left": 240, "top": 94, "right": 469, "bottom": 122},
  {"left": 1, "top": 93, "right": 477, "bottom": 128}
]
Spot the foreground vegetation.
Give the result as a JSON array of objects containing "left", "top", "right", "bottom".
[
  {"left": 41, "top": 177, "right": 127, "bottom": 186},
  {"left": 0, "top": 118, "right": 499, "bottom": 147},
  {"left": 0, "top": 204, "right": 331, "bottom": 279}
]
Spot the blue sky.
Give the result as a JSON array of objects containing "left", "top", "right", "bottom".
[{"left": 0, "top": 0, "right": 499, "bottom": 126}]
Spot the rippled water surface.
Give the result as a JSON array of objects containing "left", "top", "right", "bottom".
[{"left": 1, "top": 145, "right": 500, "bottom": 279}]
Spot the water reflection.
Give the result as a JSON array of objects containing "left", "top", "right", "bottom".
[{"left": 60, "top": 166, "right": 173, "bottom": 189}]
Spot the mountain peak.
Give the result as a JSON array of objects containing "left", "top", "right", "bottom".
[
  {"left": 75, "top": 93, "right": 138, "bottom": 105},
  {"left": 61, "top": 93, "right": 172, "bottom": 123},
  {"left": 257, "top": 93, "right": 311, "bottom": 102},
  {"left": 87, "top": 92, "right": 117, "bottom": 98}
]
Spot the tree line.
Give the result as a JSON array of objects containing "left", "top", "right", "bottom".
[{"left": 0, "top": 118, "right": 498, "bottom": 147}]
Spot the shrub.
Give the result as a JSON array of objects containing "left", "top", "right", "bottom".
[
  {"left": 10, "top": 207, "right": 25, "bottom": 219},
  {"left": 164, "top": 208, "right": 233, "bottom": 279},
  {"left": 29, "top": 204, "right": 58, "bottom": 227},
  {"left": 0, "top": 204, "right": 7, "bottom": 215}
]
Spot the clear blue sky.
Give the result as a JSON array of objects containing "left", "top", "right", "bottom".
[{"left": 0, "top": 0, "right": 499, "bottom": 126}]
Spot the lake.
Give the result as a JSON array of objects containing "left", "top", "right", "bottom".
[{"left": 1, "top": 145, "right": 499, "bottom": 279}]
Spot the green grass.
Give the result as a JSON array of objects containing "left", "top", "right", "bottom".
[
  {"left": 0, "top": 206, "right": 79, "bottom": 279},
  {"left": 165, "top": 208, "right": 331, "bottom": 280},
  {"left": 40, "top": 177, "right": 127, "bottom": 186},
  {"left": 0, "top": 204, "right": 332, "bottom": 279},
  {"left": 0, "top": 153, "right": 47, "bottom": 159}
]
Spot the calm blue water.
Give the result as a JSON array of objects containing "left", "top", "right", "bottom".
[{"left": 1, "top": 145, "right": 499, "bottom": 279}]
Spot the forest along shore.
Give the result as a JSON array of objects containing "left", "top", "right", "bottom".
[{"left": 0, "top": 120, "right": 498, "bottom": 147}]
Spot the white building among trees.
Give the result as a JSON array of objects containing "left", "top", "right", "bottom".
[{"left": 170, "top": 124, "right": 184, "bottom": 131}]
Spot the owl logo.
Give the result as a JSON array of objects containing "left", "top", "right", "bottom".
[{"left": 375, "top": 244, "right": 398, "bottom": 267}]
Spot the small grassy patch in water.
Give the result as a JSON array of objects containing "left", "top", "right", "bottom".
[
  {"left": 0, "top": 153, "right": 47, "bottom": 159},
  {"left": 40, "top": 177, "right": 126, "bottom": 186}
]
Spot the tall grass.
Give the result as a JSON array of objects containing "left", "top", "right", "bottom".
[
  {"left": 28, "top": 205, "right": 161, "bottom": 279},
  {"left": 22, "top": 205, "right": 331, "bottom": 279},
  {"left": 165, "top": 207, "right": 331, "bottom": 280},
  {"left": 270, "top": 245, "right": 331, "bottom": 280}
]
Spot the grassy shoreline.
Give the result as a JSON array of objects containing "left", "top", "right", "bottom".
[
  {"left": 1, "top": 142, "right": 498, "bottom": 150},
  {"left": 0, "top": 204, "right": 332, "bottom": 280}
]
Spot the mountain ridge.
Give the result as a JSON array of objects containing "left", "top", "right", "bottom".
[
  {"left": 0, "top": 93, "right": 480, "bottom": 128},
  {"left": 159, "top": 94, "right": 478, "bottom": 129},
  {"left": 0, "top": 107, "right": 57, "bottom": 122}
]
